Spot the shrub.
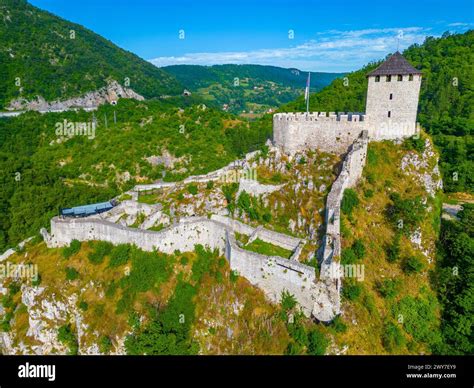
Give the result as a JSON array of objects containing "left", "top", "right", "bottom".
[
  {"left": 341, "top": 248, "right": 357, "bottom": 264},
  {"left": 206, "top": 181, "right": 214, "bottom": 190},
  {"left": 237, "top": 191, "right": 262, "bottom": 221},
  {"left": 88, "top": 241, "right": 113, "bottom": 265},
  {"left": 382, "top": 321, "right": 406, "bottom": 352},
  {"left": 307, "top": 329, "right": 329, "bottom": 355},
  {"left": 393, "top": 295, "right": 441, "bottom": 348},
  {"left": 386, "top": 193, "right": 426, "bottom": 234},
  {"left": 187, "top": 184, "right": 198, "bottom": 195},
  {"left": 364, "top": 189, "right": 374, "bottom": 198},
  {"left": 62, "top": 239, "right": 81, "bottom": 259},
  {"left": 221, "top": 183, "right": 238, "bottom": 203},
  {"left": 191, "top": 245, "right": 215, "bottom": 283},
  {"left": 128, "top": 312, "right": 141, "bottom": 330},
  {"left": 65, "top": 267, "right": 79, "bottom": 281},
  {"left": 376, "top": 279, "right": 401, "bottom": 299},
  {"left": 341, "top": 189, "right": 359, "bottom": 216},
  {"left": 331, "top": 316, "right": 347, "bottom": 333},
  {"left": 78, "top": 301, "right": 89, "bottom": 311},
  {"left": 366, "top": 172, "right": 377, "bottom": 184},
  {"left": 262, "top": 212, "right": 272, "bottom": 223},
  {"left": 222, "top": 183, "right": 239, "bottom": 213},
  {"left": 126, "top": 250, "right": 170, "bottom": 293},
  {"left": 229, "top": 270, "right": 238, "bottom": 283},
  {"left": 287, "top": 319, "right": 308, "bottom": 348},
  {"left": 280, "top": 291, "right": 297, "bottom": 312},
  {"left": 386, "top": 232, "right": 402, "bottom": 263},
  {"left": 32, "top": 274, "right": 42, "bottom": 287},
  {"left": 109, "top": 244, "right": 131, "bottom": 267},
  {"left": 403, "top": 135, "right": 425, "bottom": 153},
  {"left": 105, "top": 282, "right": 118, "bottom": 298},
  {"left": 99, "top": 335, "right": 113, "bottom": 354},
  {"left": 352, "top": 239, "right": 366, "bottom": 260},
  {"left": 342, "top": 281, "right": 362, "bottom": 301},
  {"left": 58, "top": 324, "right": 78, "bottom": 355},
  {"left": 403, "top": 256, "right": 424, "bottom": 274}
]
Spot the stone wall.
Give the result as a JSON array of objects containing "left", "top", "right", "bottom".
[
  {"left": 211, "top": 214, "right": 302, "bottom": 251},
  {"left": 225, "top": 231, "right": 317, "bottom": 315},
  {"left": 321, "top": 131, "right": 368, "bottom": 275},
  {"left": 273, "top": 112, "right": 368, "bottom": 154},
  {"left": 48, "top": 216, "right": 227, "bottom": 254},
  {"left": 45, "top": 213, "right": 323, "bottom": 317}
]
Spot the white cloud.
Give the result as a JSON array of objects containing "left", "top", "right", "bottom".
[
  {"left": 148, "top": 25, "right": 460, "bottom": 72},
  {"left": 447, "top": 22, "right": 470, "bottom": 27}
]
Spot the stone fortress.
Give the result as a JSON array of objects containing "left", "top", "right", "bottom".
[
  {"left": 273, "top": 51, "right": 422, "bottom": 154},
  {"left": 39, "top": 52, "right": 422, "bottom": 323}
]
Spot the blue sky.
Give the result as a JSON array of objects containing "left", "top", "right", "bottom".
[{"left": 30, "top": 0, "right": 473, "bottom": 72}]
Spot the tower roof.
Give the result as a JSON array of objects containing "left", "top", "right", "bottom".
[{"left": 367, "top": 51, "right": 422, "bottom": 77}]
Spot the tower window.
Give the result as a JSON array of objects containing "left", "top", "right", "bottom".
[
  {"left": 409, "top": 74, "right": 414, "bottom": 81},
  {"left": 386, "top": 75, "right": 392, "bottom": 82},
  {"left": 388, "top": 111, "right": 391, "bottom": 118},
  {"left": 397, "top": 75, "right": 403, "bottom": 81},
  {"left": 389, "top": 93, "right": 393, "bottom": 100},
  {"left": 375, "top": 75, "right": 380, "bottom": 82}
]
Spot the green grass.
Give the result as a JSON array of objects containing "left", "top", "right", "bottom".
[
  {"left": 244, "top": 238, "right": 293, "bottom": 259},
  {"left": 137, "top": 194, "right": 160, "bottom": 205}
]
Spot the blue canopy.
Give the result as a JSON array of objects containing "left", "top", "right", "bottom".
[{"left": 61, "top": 201, "right": 115, "bottom": 217}]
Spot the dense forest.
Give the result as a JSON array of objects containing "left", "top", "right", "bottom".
[
  {"left": 434, "top": 205, "right": 473, "bottom": 355},
  {"left": 163, "top": 64, "right": 343, "bottom": 115},
  {"left": 0, "top": 0, "right": 183, "bottom": 109},
  {"left": 280, "top": 30, "right": 474, "bottom": 193}
]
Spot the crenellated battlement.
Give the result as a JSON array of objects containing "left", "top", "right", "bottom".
[{"left": 273, "top": 112, "right": 367, "bottom": 123}]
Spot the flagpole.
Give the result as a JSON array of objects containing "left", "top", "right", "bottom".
[{"left": 306, "top": 72, "right": 310, "bottom": 114}]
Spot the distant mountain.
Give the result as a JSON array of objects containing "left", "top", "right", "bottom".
[
  {"left": 0, "top": 0, "right": 182, "bottom": 110},
  {"left": 162, "top": 64, "right": 343, "bottom": 116}
]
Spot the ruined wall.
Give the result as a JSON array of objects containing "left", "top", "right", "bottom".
[
  {"left": 225, "top": 231, "right": 317, "bottom": 315},
  {"left": 273, "top": 112, "right": 367, "bottom": 154},
  {"left": 46, "top": 214, "right": 321, "bottom": 317},
  {"left": 320, "top": 131, "right": 368, "bottom": 274},
  {"left": 211, "top": 214, "right": 302, "bottom": 251}
]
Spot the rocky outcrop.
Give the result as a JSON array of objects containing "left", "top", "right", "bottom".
[
  {"left": 6, "top": 80, "right": 144, "bottom": 112},
  {"left": 400, "top": 138, "right": 443, "bottom": 197}
]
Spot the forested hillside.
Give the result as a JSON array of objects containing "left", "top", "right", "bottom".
[
  {"left": 0, "top": 99, "right": 271, "bottom": 252},
  {"left": 162, "top": 64, "right": 343, "bottom": 116},
  {"left": 435, "top": 205, "right": 474, "bottom": 355},
  {"left": 0, "top": 0, "right": 182, "bottom": 109},
  {"left": 281, "top": 30, "right": 473, "bottom": 193}
]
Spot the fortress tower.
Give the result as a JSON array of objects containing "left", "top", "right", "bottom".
[
  {"left": 273, "top": 52, "right": 422, "bottom": 154},
  {"left": 366, "top": 51, "right": 422, "bottom": 139}
]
